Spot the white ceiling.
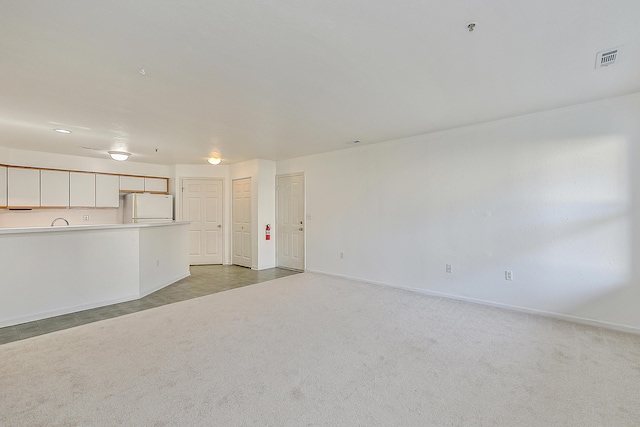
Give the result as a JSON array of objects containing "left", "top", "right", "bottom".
[{"left": 1, "top": 1, "right": 639, "bottom": 165}]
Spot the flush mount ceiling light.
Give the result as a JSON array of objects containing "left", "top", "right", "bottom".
[
  {"left": 208, "top": 157, "right": 222, "bottom": 165},
  {"left": 54, "top": 129, "right": 72, "bottom": 134},
  {"left": 108, "top": 151, "right": 131, "bottom": 161}
]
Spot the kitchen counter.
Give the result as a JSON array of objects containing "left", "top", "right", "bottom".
[
  {"left": 0, "top": 221, "right": 190, "bottom": 327},
  {"left": 0, "top": 221, "right": 190, "bottom": 234}
]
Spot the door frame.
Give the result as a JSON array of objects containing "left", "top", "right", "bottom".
[
  {"left": 276, "top": 172, "right": 305, "bottom": 271},
  {"left": 179, "top": 177, "right": 225, "bottom": 265}
]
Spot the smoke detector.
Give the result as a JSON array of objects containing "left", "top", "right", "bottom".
[{"left": 595, "top": 46, "right": 622, "bottom": 69}]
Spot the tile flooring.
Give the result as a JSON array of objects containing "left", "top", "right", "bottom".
[{"left": 0, "top": 265, "right": 300, "bottom": 345}]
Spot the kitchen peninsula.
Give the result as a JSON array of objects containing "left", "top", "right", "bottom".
[{"left": 0, "top": 221, "right": 189, "bottom": 328}]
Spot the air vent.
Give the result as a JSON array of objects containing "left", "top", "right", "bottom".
[{"left": 595, "top": 46, "right": 622, "bottom": 69}]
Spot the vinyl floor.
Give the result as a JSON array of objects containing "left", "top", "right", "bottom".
[{"left": 0, "top": 265, "right": 300, "bottom": 345}]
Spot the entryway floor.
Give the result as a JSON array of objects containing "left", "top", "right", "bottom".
[{"left": 0, "top": 265, "right": 300, "bottom": 345}]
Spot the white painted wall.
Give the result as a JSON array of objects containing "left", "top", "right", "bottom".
[
  {"left": 256, "top": 159, "right": 276, "bottom": 269},
  {"left": 0, "top": 223, "right": 190, "bottom": 327},
  {"left": 277, "top": 92, "right": 640, "bottom": 332}
]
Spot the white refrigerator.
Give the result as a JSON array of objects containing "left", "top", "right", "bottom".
[{"left": 123, "top": 193, "right": 174, "bottom": 223}]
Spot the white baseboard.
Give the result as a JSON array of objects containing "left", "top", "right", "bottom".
[
  {"left": 0, "top": 293, "right": 140, "bottom": 328},
  {"left": 305, "top": 269, "right": 640, "bottom": 335}
]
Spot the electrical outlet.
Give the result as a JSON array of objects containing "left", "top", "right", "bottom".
[
  {"left": 446, "top": 264, "right": 452, "bottom": 273},
  {"left": 156, "top": 260, "right": 160, "bottom": 267},
  {"left": 340, "top": 252, "right": 344, "bottom": 259},
  {"left": 505, "top": 270, "right": 513, "bottom": 281},
  {"left": 306, "top": 213, "right": 312, "bottom": 220},
  {"left": 83, "top": 215, "right": 89, "bottom": 221}
]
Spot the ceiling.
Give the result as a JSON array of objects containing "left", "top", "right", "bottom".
[{"left": 1, "top": 1, "right": 639, "bottom": 165}]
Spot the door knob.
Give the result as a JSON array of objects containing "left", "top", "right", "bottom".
[
  {"left": 217, "top": 224, "right": 221, "bottom": 228},
  {"left": 298, "top": 228, "right": 303, "bottom": 231}
]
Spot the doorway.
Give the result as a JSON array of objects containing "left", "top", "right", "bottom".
[
  {"left": 232, "top": 177, "right": 252, "bottom": 268},
  {"left": 276, "top": 173, "right": 304, "bottom": 271},
  {"left": 181, "top": 178, "right": 224, "bottom": 265}
]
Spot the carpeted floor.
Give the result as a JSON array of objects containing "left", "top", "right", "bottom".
[{"left": 1, "top": 273, "right": 639, "bottom": 426}]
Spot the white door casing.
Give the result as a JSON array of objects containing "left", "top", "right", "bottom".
[
  {"left": 276, "top": 173, "right": 304, "bottom": 271},
  {"left": 182, "top": 178, "right": 223, "bottom": 265},
  {"left": 232, "top": 178, "right": 252, "bottom": 268}
]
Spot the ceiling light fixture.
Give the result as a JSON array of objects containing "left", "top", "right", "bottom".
[
  {"left": 208, "top": 157, "right": 221, "bottom": 165},
  {"left": 108, "top": 151, "right": 131, "bottom": 161},
  {"left": 54, "top": 129, "right": 72, "bottom": 134}
]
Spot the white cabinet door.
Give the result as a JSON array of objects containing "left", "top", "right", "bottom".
[
  {"left": 144, "top": 177, "right": 168, "bottom": 193},
  {"left": 70, "top": 172, "right": 95, "bottom": 207},
  {"left": 0, "top": 166, "right": 6, "bottom": 207},
  {"left": 8, "top": 167, "right": 40, "bottom": 207},
  {"left": 40, "top": 170, "right": 70, "bottom": 207},
  {"left": 95, "top": 174, "right": 120, "bottom": 208},
  {"left": 120, "top": 176, "right": 145, "bottom": 192}
]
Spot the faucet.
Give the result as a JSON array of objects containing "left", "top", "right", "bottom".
[{"left": 51, "top": 217, "right": 69, "bottom": 227}]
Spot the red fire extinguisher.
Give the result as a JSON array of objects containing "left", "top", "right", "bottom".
[{"left": 265, "top": 224, "right": 271, "bottom": 241}]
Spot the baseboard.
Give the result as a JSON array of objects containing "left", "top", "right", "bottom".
[
  {"left": 139, "top": 271, "right": 191, "bottom": 298},
  {"left": 305, "top": 269, "right": 640, "bottom": 335},
  {"left": 0, "top": 293, "right": 141, "bottom": 328}
]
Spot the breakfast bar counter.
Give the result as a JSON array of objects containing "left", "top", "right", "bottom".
[{"left": 0, "top": 221, "right": 190, "bottom": 328}]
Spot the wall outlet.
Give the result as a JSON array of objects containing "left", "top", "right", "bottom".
[
  {"left": 306, "top": 213, "right": 312, "bottom": 220},
  {"left": 340, "top": 252, "right": 344, "bottom": 259},
  {"left": 446, "top": 264, "right": 452, "bottom": 273},
  {"left": 505, "top": 270, "right": 513, "bottom": 281},
  {"left": 156, "top": 259, "right": 160, "bottom": 267},
  {"left": 83, "top": 215, "right": 89, "bottom": 221}
]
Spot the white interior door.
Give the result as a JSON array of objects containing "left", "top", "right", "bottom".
[
  {"left": 182, "top": 178, "right": 223, "bottom": 265},
  {"left": 232, "top": 178, "right": 252, "bottom": 268},
  {"left": 277, "top": 173, "right": 304, "bottom": 271}
]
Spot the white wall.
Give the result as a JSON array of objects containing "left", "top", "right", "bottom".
[{"left": 277, "top": 92, "right": 640, "bottom": 332}]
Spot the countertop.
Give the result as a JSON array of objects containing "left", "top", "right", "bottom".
[{"left": 0, "top": 221, "right": 190, "bottom": 235}]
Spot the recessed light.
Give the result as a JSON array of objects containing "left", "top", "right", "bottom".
[
  {"left": 54, "top": 129, "right": 72, "bottom": 134},
  {"left": 208, "top": 157, "right": 221, "bottom": 165}
]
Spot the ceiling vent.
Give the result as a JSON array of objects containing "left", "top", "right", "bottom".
[{"left": 595, "top": 47, "right": 621, "bottom": 69}]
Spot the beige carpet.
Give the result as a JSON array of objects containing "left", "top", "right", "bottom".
[{"left": 1, "top": 273, "right": 639, "bottom": 426}]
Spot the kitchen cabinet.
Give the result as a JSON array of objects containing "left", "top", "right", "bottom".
[
  {"left": 7, "top": 167, "right": 40, "bottom": 208},
  {"left": 144, "top": 177, "right": 168, "bottom": 193},
  {"left": 120, "top": 176, "right": 145, "bottom": 192},
  {"left": 95, "top": 174, "right": 120, "bottom": 208},
  {"left": 0, "top": 166, "right": 6, "bottom": 207},
  {"left": 40, "top": 170, "right": 70, "bottom": 208},
  {"left": 70, "top": 172, "right": 95, "bottom": 207}
]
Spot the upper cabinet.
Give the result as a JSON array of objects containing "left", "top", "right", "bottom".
[
  {"left": 69, "top": 172, "right": 95, "bottom": 208},
  {"left": 144, "top": 177, "right": 168, "bottom": 193},
  {"left": 40, "top": 170, "right": 70, "bottom": 208},
  {"left": 7, "top": 167, "right": 40, "bottom": 208},
  {"left": 120, "top": 176, "right": 145, "bottom": 193},
  {"left": 95, "top": 174, "right": 119, "bottom": 208},
  {"left": 0, "top": 164, "right": 169, "bottom": 210},
  {"left": 0, "top": 166, "right": 6, "bottom": 207},
  {"left": 120, "top": 175, "right": 169, "bottom": 194}
]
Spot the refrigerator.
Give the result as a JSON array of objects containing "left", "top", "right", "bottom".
[{"left": 123, "top": 193, "right": 174, "bottom": 223}]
